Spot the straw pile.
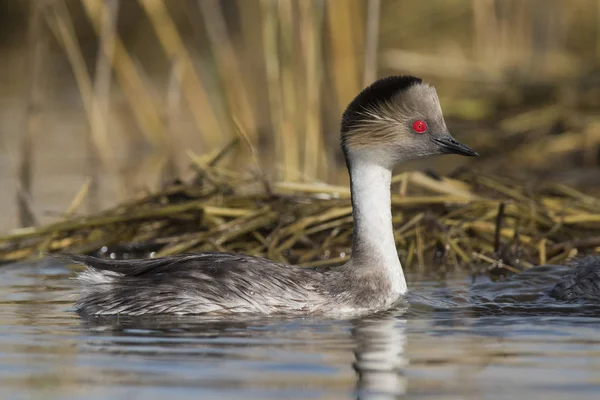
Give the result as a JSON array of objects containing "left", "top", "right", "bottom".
[{"left": 3, "top": 148, "right": 600, "bottom": 275}]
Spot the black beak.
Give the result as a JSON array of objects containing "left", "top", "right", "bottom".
[{"left": 433, "top": 136, "right": 479, "bottom": 157}]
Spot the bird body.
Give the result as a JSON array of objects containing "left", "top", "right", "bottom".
[{"left": 69, "top": 252, "right": 405, "bottom": 316}]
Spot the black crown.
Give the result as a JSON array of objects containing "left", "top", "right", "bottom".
[{"left": 341, "top": 75, "right": 422, "bottom": 133}]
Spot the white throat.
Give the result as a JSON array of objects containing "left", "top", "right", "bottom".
[{"left": 348, "top": 157, "right": 407, "bottom": 295}]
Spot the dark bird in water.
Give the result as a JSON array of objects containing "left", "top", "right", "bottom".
[{"left": 549, "top": 256, "right": 600, "bottom": 301}]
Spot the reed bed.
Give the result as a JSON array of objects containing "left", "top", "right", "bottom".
[
  {"left": 13, "top": 0, "right": 600, "bottom": 225},
  {"left": 3, "top": 0, "right": 600, "bottom": 274},
  {"left": 3, "top": 144, "right": 600, "bottom": 276}
]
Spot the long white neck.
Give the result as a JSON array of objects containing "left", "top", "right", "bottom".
[{"left": 348, "top": 157, "right": 407, "bottom": 295}]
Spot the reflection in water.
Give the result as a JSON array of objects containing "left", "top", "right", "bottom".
[
  {"left": 79, "top": 309, "right": 410, "bottom": 400},
  {"left": 1, "top": 260, "right": 600, "bottom": 399},
  {"left": 352, "top": 312, "right": 408, "bottom": 399}
]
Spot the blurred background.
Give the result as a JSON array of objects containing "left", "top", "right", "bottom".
[{"left": 1, "top": 0, "right": 600, "bottom": 231}]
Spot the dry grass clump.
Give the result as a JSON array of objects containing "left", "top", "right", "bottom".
[{"left": 2, "top": 144, "right": 600, "bottom": 274}]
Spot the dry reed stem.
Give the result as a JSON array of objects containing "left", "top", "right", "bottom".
[
  {"left": 300, "top": 0, "right": 327, "bottom": 180},
  {"left": 363, "top": 0, "right": 380, "bottom": 86},
  {"left": 274, "top": 181, "right": 349, "bottom": 197},
  {"left": 326, "top": 0, "right": 361, "bottom": 108},
  {"left": 382, "top": 49, "right": 503, "bottom": 82},
  {"left": 260, "top": 0, "right": 286, "bottom": 180},
  {"left": 91, "top": 0, "right": 119, "bottom": 159},
  {"left": 65, "top": 179, "right": 93, "bottom": 217},
  {"left": 80, "top": 0, "right": 166, "bottom": 148},
  {"left": 472, "top": 252, "right": 519, "bottom": 274},
  {"left": 162, "top": 58, "right": 185, "bottom": 185},
  {"left": 471, "top": 0, "right": 497, "bottom": 65},
  {"left": 18, "top": 0, "right": 48, "bottom": 228},
  {"left": 87, "top": 0, "right": 120, "bottom": 211},
  {"left": 138, "top": 0, "right": 229, "bottom": 149},
  {"left": 198, "top": 0, "right": 258, "bottom": 142},
  {"left": 406, "top": 172, "right": 478, "bottom": 199},
  {"left": 278, "top": 0, "right": 300, "bottom": 181},
  {"left": 538, "top": 238, "right": 547, "bottom": 265},
  {"left": 47, "top": 2, "right": 93, "bottom": 112}
]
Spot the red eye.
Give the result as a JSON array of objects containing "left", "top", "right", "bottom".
[{"left": 412, "top": 120, "right": 427, "bottom": 133}]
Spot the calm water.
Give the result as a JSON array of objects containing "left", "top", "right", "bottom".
[{"left": 1, "top": 259, "right": 599, "bottom": 400}]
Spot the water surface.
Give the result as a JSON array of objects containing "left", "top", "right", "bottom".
[{"left": 1, "top": 259, "right": 599, "bottom": 399}]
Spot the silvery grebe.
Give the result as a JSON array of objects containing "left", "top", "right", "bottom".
[{"left": 65, "top": 75, "right": 478, "bottom": 316}]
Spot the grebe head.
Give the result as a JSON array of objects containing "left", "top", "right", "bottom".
[{"left": 341, "top": 75, "right": 478, "bottom": 169}]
